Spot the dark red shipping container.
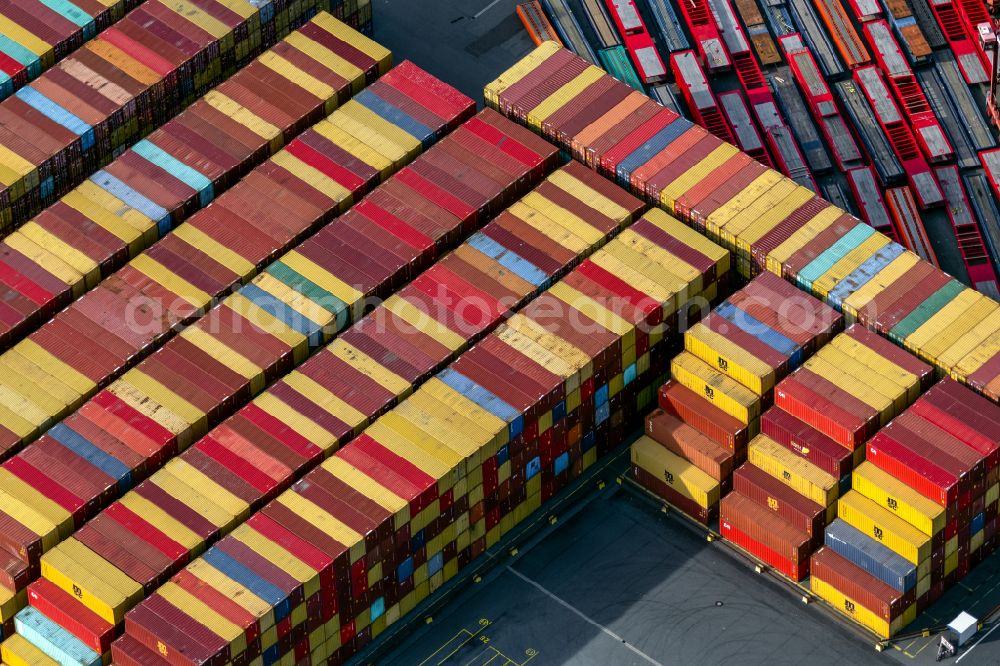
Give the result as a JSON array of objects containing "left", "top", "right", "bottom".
[
  {"left": 761, "top": 407, "right": 855, "bottom": 479},
  {"left": 811, "top": 547, "right": 915, "bottom": 620}
]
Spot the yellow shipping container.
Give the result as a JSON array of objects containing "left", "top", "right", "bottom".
[
  {"left": 528, "top": 66, "right": 605, "bottom": 128},
  {"left": 852, "top": 462, "right": 945, "bottom": 536},
  {"left": 838, "top": 491, "right": 932, "bottom": 564},
  {"left": 0, "top": 582, "right": 25, "bottom": 623},
  {"left": 1, "top": 633, "right": 60, "bottom": 666},
  {"left": 719, "top": 180, "right": 801, "bottom": 251},
  {"left": 684, "top": 323, "right": 775, "bottom": 395},
  {"left": 803, "top": 356, "right": 894, "bottom": 424},
  {"left": 841, "top": 252, "right": 920, "bottom": 321},
  {"left": 953, "top": 326, "right": 1000, "bottom": 382},
  {"left": 921, "top": 297, "right": 999, "bottom": 365},
  {"left": 828, "top": 335, "right": 920, "bottom": 405},
  {"left": 642, "top": 208, "right": 731, "bottom": 276},
  {"left": 938, "top": 306, "right": 1000, "bottom": 372},
  {"left": 42, "top": 538, "right": 143, "bottom": 624},
  {"left": 903, "top": 289, "right": 981, "bottom": 355},
  {"left": 813, "top": 347, "right": 907, "bottom": 416},
  {"left": 704, "top": 172, "right": 784, "bottom": 243},
  {"left": 631, "top": 435, "right": 720, "bottom": 508},
  {"left": 484, "top": 41, "right": 561, "bottom": 107},
  {"left": 670, "top": 352, "right": 761, "bottom": 424},
  {"left": 810, "top": 576, "right": 916, "bottom": 639},
  {"left": 748, "top": 435, "right": 838, "bottom": 506}
]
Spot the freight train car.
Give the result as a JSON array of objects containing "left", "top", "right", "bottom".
[
  {"left": 670, "top": 51, "right": 738, "bottom": 144},
  {"left": 604, "top": 0, "right": 670, "bottom": 83},
  {"left": 542, "top": 0, "right": 599, "bottom": 63},
  {"left": 916, "top": 67, "right": 981, "bottom": 170},
  {"left": 814, "top": 0, "right": 872, "bottom": 68},
  {"left": 846, "top": 166, "right": 899, "bottom": 240},
  {"left": 786, "top": 0, "right": 846, "bottom": 77},
  {"left": 864, "top": 20, "right": 953, "bottom": 164},
  {"left": 781, "top": 38, "right": 865, "bottom": 172},
  {"left": 851, "top": 66, "right": 944, "bottom": 208},
  {"left": 935, "top": 166, "right": 1000, "bottom": 297},
  {"left": 599, "top": 45, "right": 647, "bottom": 92},
  {"left": 886, "top": 186, "right": 939, "bottom": 265},
  {"left": 770, "top": 68, "right": 834, "bottom": 174},
  {"left": 834, "top": 79, "right": 906, "bottom": 188},
  {"left": 673, "top": 0, "right": 732, "bottom": 72},
  {"left": 644, "top": 0, "right": 691, "bottom": 52},
  {"left": 733, "top": 0, "right": 782, "bottom": 64},
  {"left": 926, "top": 0, "right": 990, "bottom": 83},
  {"left": 719, "top": 91, "right": 773, "bottom": 168},
  {"left": 580, "top": 0, "right": 622, "bottom": 48},
  {"left": 517, "top": 1, "right": 563, "bottom": 46}
]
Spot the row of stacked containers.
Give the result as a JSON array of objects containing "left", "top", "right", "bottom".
[
  {"left": 0, "top": 0, "right": 374, "bottom": 234},
  {"left": 0, "top": 23, "right": 742, "bottom": 660},
  {"left": 4, "top": 26, "right": 1000, "bottom": 663},
  {"left": 0, "top": 9, "right": 388, "bottom": 352},
  {"left": 484, "top": 42, "right": 1000, "bottom": 639}
]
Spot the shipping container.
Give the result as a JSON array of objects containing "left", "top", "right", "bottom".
[
  {"left": 837, "top": 491, "right": 932, "bottom": 564},
  {"left": 15, "top": 160, "right": 653, "bottom": 662},
  {"left": 825, "top": 518, "right": 918, "bottom": 592},
  {"left": 486, "top": 44, "right": 1000, "bottom": 399},
  {"left": 853, "top": 461, "right": 946, "bottom": 536},
  {"left": 113, "top": 182, "right": 728, "bottom": 664},
  {"left": 734, "top": 462, "right": 827, "bottom": 538},
  {"left": 811, "top": 548, "right": 917, "bottom": 638},
  {"left": 761, "top": 406, "right": 855, "bottom": 480},
  {"left": 0, "top": 0, "right": 378, "bottom": 234},
  {"left": 646, "top": 409, "right": 734, "bottom": 481},
  {"left": 721, "top": 491, "right": 811, "bottom": 580},
  {"left": 0, "top": 16, "right": 393, "bottom": 354},
  {"left": 658, "top": 381, "right": 749, "bottom": 450},
  {"left": 749, "top": 434, "right": 839, "bottom": 506}
]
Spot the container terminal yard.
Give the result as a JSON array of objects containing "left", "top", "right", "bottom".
[{"left": 6, "top": 0, "right": 1000, "bottom": 664}]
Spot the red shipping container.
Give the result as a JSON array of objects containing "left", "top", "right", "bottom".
[
  {"left": 733, "top": 463, "right": 827, "bottom": 538},
  {"left": 28, "top": 578, "right": 115, "bottom": 654},
  {"left": 810, "top": 547, "right": 914, "bottom": 621},
  {"left": 911, "top": 380, "right": 1000, "bottom": 471},
  {"left": 657, "top": 381, "right": 749, "bottom": 451},
  {"left": 774, "top": 371, "right": 873, "bottom": 449},
  {"left": 867, "top": 430, "right": 960, "bottom": 507},
  {"left": 721, "top": 492, "right": 811, "bottom": 581},
  {"left": 761, "top": 407, "right": 855, "bottom": 479},
  {"left": 645, "top": 409, "right": 734, "bottom": 482}
]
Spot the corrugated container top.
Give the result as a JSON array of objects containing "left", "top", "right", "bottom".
[
  {"left": 658, "top": 381, "right": 749, "bottom": 451},
  {"left": 825, "top": 518, "right": 917, "bottom": 592}
]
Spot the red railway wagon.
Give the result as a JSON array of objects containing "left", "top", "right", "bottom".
[
  {"left": 852, "top": 66, "right": 945, "bottom": 208},
  {"left": 672, "top": 0, "right": 732, "bottom": 72},
  {"left": 604, "top": 0, "right": 669, "bottom": 83},
  {"left": 517, "top": 1, "right": 564, "bottom": 46},
  {"left": 670, "top": 50, "right": 738, "bottom": 144},
  {"left": 847, "top": 166, "right": 900, "bottom": 240},
  {"left": 848, "top": 0, "right": 885, "bottom": 21},
  {"left": 781, "top": 37, "right": 865, "bottom": 172},
  {"left": 935, "top": 165, "right": 1000, "bottom": 298},
  {"left": 927, "top": 0, "right": 990, "bottom": 83},
  {"left": 864, "top": 20, "right": 954, "bottom": 164},
  {"left": 886, "top": 186, "right": 941, "bottom": 266},
  {"left": 718, "top": 90, "right": 775, "bottom": 168},
  {"left": 952, "top": 0, "right": 994, "bottom": 68}
]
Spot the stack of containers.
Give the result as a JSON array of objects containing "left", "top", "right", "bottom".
[
  {"left": 720, "top": 324, "right": 932, "bottom": 583},
  {"left": 0, "top": 63, "right": 482, "bottom": 643},
  {"left": 0, "top": 0, "right": 141, "bottom": 100},
  {"left": 0, "top": 12, "right": 393, "bottom": 351},
  {"left": 112, "top": 198, "right": 730, "bottom": 666},
  {"left": 0, "top": 0, "right": 375, "bottom": 232},
  {"left": 633, "top": 272, "right": 840, "bottom": 526},
  {"left": 4, "top": 161, "right": 636, "bottom": 666},
  {"left": 0, "top": 58, "right": 477, "bottom": 463},
  {"left": 814, "top": 379, "right": 1000, "bottom": 638},
  {"left": 485, "top": 43, "right": 1000, "bottom": 402}
]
